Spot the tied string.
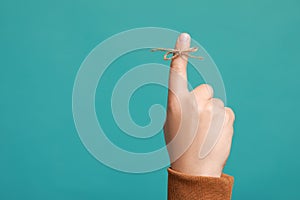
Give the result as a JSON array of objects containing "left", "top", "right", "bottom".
[{"left": 151, "top": 47, "right": 204, "bottom": 60}]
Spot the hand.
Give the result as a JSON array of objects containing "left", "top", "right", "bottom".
[{"left": 164, "top": 33, "right": 235, "bottom": 177}]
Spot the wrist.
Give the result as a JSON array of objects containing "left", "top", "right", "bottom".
[{"left": 171, "top": 163, "right": 223, "bottom": 178}]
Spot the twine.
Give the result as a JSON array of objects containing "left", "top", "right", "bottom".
[{"left": 151, "top": 47, "right": 204, "bottom": 60}]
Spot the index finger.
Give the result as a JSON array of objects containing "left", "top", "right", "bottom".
[{"left": 168, "top": 33, "right": 191, "bottom": 93}]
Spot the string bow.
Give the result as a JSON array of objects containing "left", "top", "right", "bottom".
[{"left": 151, "top": 47, "right": 203, "bottom": 60}]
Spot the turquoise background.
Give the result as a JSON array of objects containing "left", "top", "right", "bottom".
[{"left": 1, "top": 0, "right": 300, "bottom": 199}]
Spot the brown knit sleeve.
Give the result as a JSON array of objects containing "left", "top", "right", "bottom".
[{"left": 167, "top": 168, "right": 234, "bottom": 200}]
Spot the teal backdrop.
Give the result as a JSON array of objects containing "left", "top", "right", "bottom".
[{"left": 1, "top": 0, "right": 300, "bottom": 199}]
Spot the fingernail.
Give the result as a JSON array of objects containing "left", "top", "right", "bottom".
[{"left": 179, "top": 33, "right": 190, "bottom": 42}]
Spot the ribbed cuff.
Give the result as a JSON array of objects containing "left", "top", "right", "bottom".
[{"left": 167, "top": 168, "right": 234, "bottom": 200}]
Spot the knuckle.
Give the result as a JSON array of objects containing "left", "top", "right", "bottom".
[
  {"left": 204, "top": 101, "right": 215, "bottom": 112},
  {"left": 197, "top": 84, "right": 214, "bottom": 98},
  {"left": 199, "top": 83, "right": 213, "bottom": 92},
  {"left": 212, "top": 98, "right": 224, "bottom": 107},
  {"left": 204, "top": 98, "right": 224, "bottom": 112},
  {"left": 225, "top": 107, "right": 235, "bottom": 123}
]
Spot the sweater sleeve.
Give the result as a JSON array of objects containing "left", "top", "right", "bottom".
[{"left": 167, "top": 168, "right": 234, "bottom": 200}]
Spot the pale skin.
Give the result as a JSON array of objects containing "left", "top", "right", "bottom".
[{"left": 164, "top": 33, "right": 235, "bottom": 178}]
